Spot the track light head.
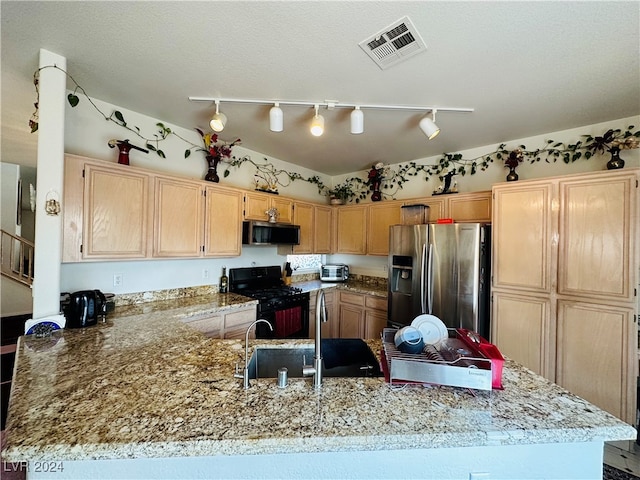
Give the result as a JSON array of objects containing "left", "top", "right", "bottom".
[
  {"left": 350, "top": 106, "right": 364, "bottom": 135},
  {"left": 210, "top": 101, "right": 227, "bottom": 132},
  {"left": 269, "top": 102, "right": 283, "bottom": 132},
  {"left": 310, "top": 105, "right": 324, "bottom": 137},
  {"left": 419, "top": 109, "right": 440, "bottom": 140}
]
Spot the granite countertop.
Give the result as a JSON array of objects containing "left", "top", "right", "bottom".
[
  {"left": 295, "top": 279, "right": 388, "bottom": 297},
  {"left": 2, "top": 299, "right": 635, "bottom": 463}
]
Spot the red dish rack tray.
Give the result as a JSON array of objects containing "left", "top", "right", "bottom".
[{"left": 380, "top": 328, "right": 504, "bottom": 391}]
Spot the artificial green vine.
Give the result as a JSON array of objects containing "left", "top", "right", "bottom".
[{"left": 31, "top": 65, "right": 639, "bottom": 203}]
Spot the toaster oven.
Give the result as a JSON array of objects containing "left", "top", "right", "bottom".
[{"left": 320, "top": 264, "right": 349, "bottom": 282}]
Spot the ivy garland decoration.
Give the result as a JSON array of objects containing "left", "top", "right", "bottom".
[{"left": 30, "top": 65, "right": 639, "bottom": 203}]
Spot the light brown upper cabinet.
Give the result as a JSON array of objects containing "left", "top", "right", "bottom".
[
  {"left": 314, "top": 205, "right": 332, "bottom": 254},
  {"left": 446, "top": 191, "right": 492, "bottom": 223},
  {"left": 64, "top": 155, "right": 150, "bottom": 261},
  {"left": 243, "top": 191, "right": 294, "bottom": 224},
  {"left": 154, "top": 179, "right": 242, "bottom": 258},
  {"left": 204, "top": 185, "right": 243, "bottom": 257},
  {"left": 366, "top": 201, "right": 403, "bottom": 256},
  {"left": 63, "top": 154, "right": 242, "bottom": 261},
  {"left": 153, "top": 176, "right": 203, "bottom": 257},
  {"left": 292, "top": 201, "right": 314, "bottom": 254},
  {"left": 334, "top": 205, "right": 367, "bottom": 254}
]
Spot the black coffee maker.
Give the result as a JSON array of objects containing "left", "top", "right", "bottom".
[{"left": 63, "top": 290, "right": 107, "bottom": 328}]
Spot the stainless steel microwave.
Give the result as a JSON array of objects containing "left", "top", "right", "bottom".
[{"left": 242, "top": 221, "right": 300, "bottom": 245}]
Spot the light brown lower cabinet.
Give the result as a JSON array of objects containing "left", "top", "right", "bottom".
[
  {"left": 308, "top": 289, "right": 336, "bottom": 338},
  {"left": 181, "top": 305, "right": 257, "bottom": 339},
  {"left": 338, "top": 291, "right": 387, "bottom": 339}
]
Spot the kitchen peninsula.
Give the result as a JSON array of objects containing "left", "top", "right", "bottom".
[{"left": 2, "top": 288, "right": 635, "bottom": 480}]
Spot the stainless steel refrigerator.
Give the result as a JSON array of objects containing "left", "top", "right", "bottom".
[{"left": 387, "top": 223, "right": 491, "bottom": 339}]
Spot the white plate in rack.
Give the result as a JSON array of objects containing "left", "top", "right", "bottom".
[{"left": 411, "top": 314, "right": 448, "bottom": 345}]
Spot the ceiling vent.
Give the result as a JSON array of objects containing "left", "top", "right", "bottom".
[{"left": 359, "top": 16, "right": 427, "bottom": 70}]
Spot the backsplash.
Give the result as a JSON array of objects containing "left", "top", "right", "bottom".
[
  {"left": 115, "top": 285, "right": 218, "bottom": 306},
  {"left": 115, "top": 274, "right": 387, "bottom": 306}
]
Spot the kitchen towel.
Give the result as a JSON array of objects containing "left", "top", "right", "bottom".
[{"left": 275, "top": 306, "right": 302, "bottom": 338}]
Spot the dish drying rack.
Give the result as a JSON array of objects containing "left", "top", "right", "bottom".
[{"left": 381, "top": 328, "right": 504, "bottom": 391}]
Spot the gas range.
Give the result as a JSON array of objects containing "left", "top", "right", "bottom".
[{"left": 229, "top": 266, "right": 310, "bottom": 338}]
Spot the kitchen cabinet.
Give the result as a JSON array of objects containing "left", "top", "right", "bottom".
[
  {"left": 292, "top": 201, "right": 314, "bottom": 254},
  {"left": 314, "top": 205, "right": 332, "bottom": 254},
  {"left": 338, "top": 291, "right": 387, "bottom": 339},
  {"left": 153, "top": 176, "right": 203, "bottom": 257},
  {"left": 556, "top": 300, "right": 635, "bottom": 421},
  {"left": 366, "top": 201, "right": 402, "bottom": 256},
  {"left": 204, "top": 185, "right": 243, "bottom": 257},
  {"left": 182, "top": 304, "right": 257, "bottom": 339},
  {"left": 308, "top": 289, "right": 336, "bottom": 338},
  {"left": 63, "top": 154, "right": 243, "bottom": 261},
  {"left": 181, "top": 312, "right": 223, "bottom": 338},
  {"left": 222, "top": 306, "right": 259, "bottom": 339},
  {"left": 331, "top": 191, "right": 491, "bottom": 256},
  {"left": 413, "top": 191, "right": 491, "bottom": 223},
  {"left": 243, "top": 191, "right": 294, "bottom": 224},
  {"left": 63, "top": 154, "right": 150, "bottom": 261},
  {"left": 491, "top": 169, "right": 638, "bottom": 424},
  {"left": 446, "top": 191, "right": 492, "bottom": 223},
  {"left": 334, "top": 205, "right": 367, "bottom": 254}
]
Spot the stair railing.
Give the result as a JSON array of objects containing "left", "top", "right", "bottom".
[{"left": 0, "top": 229, "right": 34, "bottom": 287}]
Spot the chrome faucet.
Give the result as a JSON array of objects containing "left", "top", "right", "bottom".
[
  {"left": 234, "top": 318, "right": 273, "bottom": 389},
  {"left": 303, "top": 289, "right": 328, "bottom": 389}
]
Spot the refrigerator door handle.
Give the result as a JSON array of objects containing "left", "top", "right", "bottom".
[
  {"left": 420, "top": 243, "right": 427, "bottom": 313},
  {"left": 427, "top": 244, "right": 434, "bottom": 314}
]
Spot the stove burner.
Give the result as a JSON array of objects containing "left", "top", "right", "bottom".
[{"left": 243, "top": 286, "right": 303, "bottom": 301}]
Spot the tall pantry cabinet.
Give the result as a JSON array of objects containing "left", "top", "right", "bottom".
[{"left": 491, "top": 169, "right": 638, "bottom": 424}]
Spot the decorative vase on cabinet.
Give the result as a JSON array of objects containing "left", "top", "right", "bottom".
[
  {"left": 606, "top": 147, "right": 625, "bottom": 170},
  {"left": 205, "top": 155, "right": 220, "bottom": 182}
]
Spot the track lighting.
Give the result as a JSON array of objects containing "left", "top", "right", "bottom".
[
  {"left": 190, "top": 97, "right": 472, "bottom": 137},
  {"left": 210, "top": 100, "right": 227, "bottom": 132},
  {"left": 269, "top": 102, "right": 283, "bottom": 132},
  {"left": 350, "top": 106, "right": 364, "bottom": 135},
  {"left": 419, "top": 109, "right": 440, "bottom": 140},
  {"left": 310, "top": 105, "right": 324, "bottom": 137}
]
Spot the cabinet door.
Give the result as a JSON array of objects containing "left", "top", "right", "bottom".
[
  {"left": 243, "top": 192, "right": 271, "bottom": 221},
  {"left": 223, "top": 307, "right": 257, "bottom": 339},
  {"left": 491, "top": 291, "right": 554, "bottom": 379},
  {"left": 492, "top": 182, "right": 555, "bottom": 293},
  {"left": 447, "top": 191, "right": 492, "bottom": 223},
  {"left": 62, "top": 155, "right": 85, "bottom": 262},
  {"left": 367, "top": 202, "right": 402, "bottom": 256},
  {"left": 558, "top": 172, "right": 637, "bottom": 302},
  {"left": 339, "top": 304, "right": 364, "bottom": 338},
  {"left": 272, "top": 197, "right": 294, "bottom": 224},
  {"left": 335, "top": 205, "right": 367, "bottom": 254},
  {"left": 182, "top": 313, "right": 223, "bottom": 338},
  {"left": 204, "top": 186, "right": 242, "bottom": 257},
  {"left": 314, "top": 206, "right": 332, "bottom": 254},
  {"left": 153, "top": 176, "right": 203, "bottom": 257},
  {"left": 418, "top": 198, "right": 446, "bottom": 222},
  {"left": 83, "top": 164, "right": 149, "bottom": 259},
  {"left": 292, "top": 202, "right": 314, "bottom": 254},
  {"left": 364, "top": 310, "right": 387, "bottom": 339},
  {"left": 556, "top": 300, "right": 635, "bottom": 424}
]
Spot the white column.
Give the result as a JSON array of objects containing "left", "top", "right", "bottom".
[{"left": 32, "top": 49, "right": 66, "bottom": 319}]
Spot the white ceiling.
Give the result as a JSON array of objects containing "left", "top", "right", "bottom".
[{"left": 2, "top": 1, "right": 639, "bottom": 175}]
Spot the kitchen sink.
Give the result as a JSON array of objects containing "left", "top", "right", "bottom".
[{"left": 247, "top": 338, "right": 382, "bottom": 379}]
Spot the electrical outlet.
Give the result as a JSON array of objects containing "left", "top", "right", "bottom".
[
  {"left": 469, "top": 473, "right": 490, "bottom": 480},
  {"left": 202, "top": 269, "right": 209, "bottom": 279},
  {"left": 113, "top": 273, "right": 123, "bottom": 287}
]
